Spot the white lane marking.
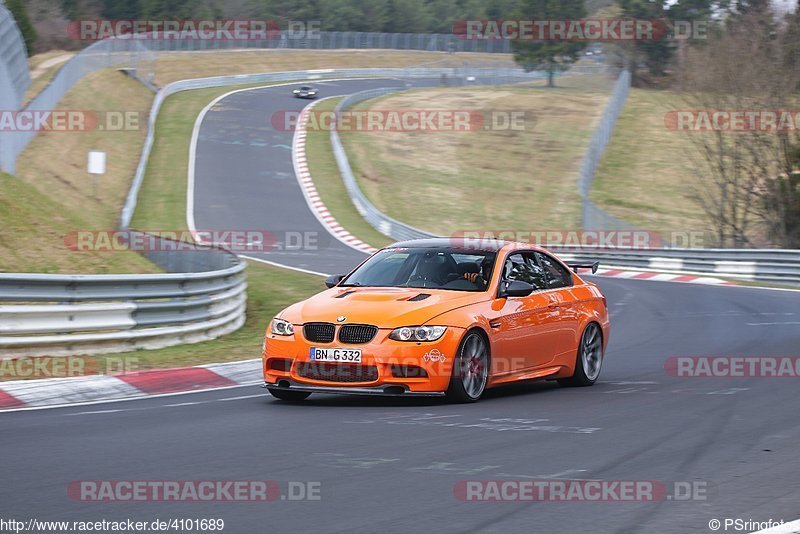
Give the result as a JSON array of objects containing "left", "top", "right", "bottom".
[
  {"left": 747, "top": 321, "right": 800, "bottom": 326},
  {"left": 241, "top": 255, "right": 328, "bottom": 277},
  {"left": 496, "top": 469, "right": 588, "bottom": 480},
  {"left": 67, "top": 409, "right": 124, "bottom": 416},
  {"left": 61, "top": 391, "right": 266, "bottom": 415},
  {"left": 0, "top": 382, "right": 257, "bottom": 414},
  {"left": 707, "top": 388, "right": 750, "bottom": 395},
  {"left": 217, "top": 394, "right": 264, "bottom": 402},
  {"left": 752, "top": 519, "right": 800, "bottom": 534}
]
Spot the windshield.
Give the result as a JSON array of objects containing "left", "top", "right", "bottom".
[{"left": 340, "top": 247, "right": 497, "bottom": 292}]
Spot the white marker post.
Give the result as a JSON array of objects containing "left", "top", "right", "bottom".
[{"left": 87, "top": 150, "right": 106, "bottom": 198}]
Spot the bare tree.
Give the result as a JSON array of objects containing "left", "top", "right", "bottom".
[{"left": 680, "top": 9, "right": 800, "bottom": 247}]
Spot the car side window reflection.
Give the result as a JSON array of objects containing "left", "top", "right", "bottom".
[
  {"left": 503, "top": 253, "right": 547, "bottom": 290},
  {"left": 536, "top": 252, "right": 573, "bottom": 289}
]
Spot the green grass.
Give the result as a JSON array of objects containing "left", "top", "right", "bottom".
[
  {"left": 591, "top": 89, "right": 709, "bottom": 234},
  {"left": 339, "top": 75, "right": 616, "bottom": 235},
  {"left": 0, "top": 172, "right": 157, "bottom": 274},
  {"left": 303, "top": 97, "right": 393, "bottom": 248},
  {"left": 4, "top": 69, "right": 159, "bottom": 274}
]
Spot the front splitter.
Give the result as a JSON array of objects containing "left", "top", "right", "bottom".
[{"left": 263, "top": 380, "right": 446, "bottom": 397}]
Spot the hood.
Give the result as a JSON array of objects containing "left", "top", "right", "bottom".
[{"left": 280, "top": 287, "right": 486, "bottom": 328}]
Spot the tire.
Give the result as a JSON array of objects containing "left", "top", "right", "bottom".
[
  {"left": 446, "top": 331, "right": 490, "bottom": 403},
  {"left": 267, "top": 388, "right": 311, "bottom": 402},
  {"left": 558, "top": 322, "right": 603, "bottom": 387}
]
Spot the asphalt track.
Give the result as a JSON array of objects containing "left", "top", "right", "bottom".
[{"left": 2, "top": 80, "right": 800, "bottom": 534}]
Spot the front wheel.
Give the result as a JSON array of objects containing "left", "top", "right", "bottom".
[
  {"left": 267, "top": 388, "right": 311, "bottom": 402},
  {"left": 558, "top": 323, "right": 603, "bottom": 387},
  {"left": 446, "top": 331, "right": 489, "bottom": 403}
]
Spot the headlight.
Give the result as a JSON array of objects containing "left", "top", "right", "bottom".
[
  {"left": 389, "top": 325, "right": 447, "bottom": 342},
  {"left": 271, "top": 318, "right": 294, "bottom": 336}
]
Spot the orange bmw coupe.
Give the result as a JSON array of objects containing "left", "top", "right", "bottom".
[{"left": 262, "top": 238, "right": 609, "bottom": 402}]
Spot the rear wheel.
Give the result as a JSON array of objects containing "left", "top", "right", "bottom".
[
  {"left": 446, "top": 331, "right": 489, "bottom": 403},
  {"left": 558, "top": 323, "right": 603, "bottom": 387},
  {"left": 267, "top": 388, "right": 311, "bottom": 402}
]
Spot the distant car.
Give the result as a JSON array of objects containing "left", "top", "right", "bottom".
[
  {"left": 262, "top": 238, "right": 609, "bottom": 403},
  {"left": 293, "top": 86, "right": 317, "bottom": 99}
]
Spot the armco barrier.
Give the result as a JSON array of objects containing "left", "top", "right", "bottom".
[
  {"left": 552, "top": 247, "right": 800, "bottom": 285},
  {"left": 331, "top": 87, "right": 438, "bottom": 242},
  {"left": 0, "top": 233, "right": 247, "bottom": 357}
]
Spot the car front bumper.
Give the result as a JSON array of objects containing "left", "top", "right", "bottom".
[{"left": 262, "top": 326, "right": 464, "bottom": 394}]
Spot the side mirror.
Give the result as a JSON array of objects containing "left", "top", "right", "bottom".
[
  {"left": 325, "top": 274, "right": 345, "bottom": 288},
  {"left": 498, "top": 280, "right": 534, "bottom": 298}
]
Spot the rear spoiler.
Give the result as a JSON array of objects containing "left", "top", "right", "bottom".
[{"left": 565, "top": 261, "right": 600, "bottom": 274}]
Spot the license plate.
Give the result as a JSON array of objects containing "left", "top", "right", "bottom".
[{"left": 310, "top": 347, "right": 362, "bottom": 363}]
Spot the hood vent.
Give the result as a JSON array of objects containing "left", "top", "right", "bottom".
[{"left": 406, "top": 293, "right": 431, "bottom": 302}]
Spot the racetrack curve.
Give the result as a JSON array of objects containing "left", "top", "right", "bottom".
[{"left": 2, "top": 79, "right": 799, "bottom": 534}]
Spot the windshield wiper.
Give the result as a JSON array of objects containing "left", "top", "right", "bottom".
[{"left": 338, "top": 282, "right": 363, "bottom": 287}]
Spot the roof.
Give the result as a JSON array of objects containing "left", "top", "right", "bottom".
[{"left": 387, "top": 237, "right": 534, "bottom": 252}]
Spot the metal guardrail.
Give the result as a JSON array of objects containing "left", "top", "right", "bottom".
[
  {"left": 0, "top": 233, "right": 247, "bottom": 357},
  {"left": 0, "top": 2, "right": 31, "bottom": 174},
  {"left": 578, "top": 70, "right": 635, "bottom": 231},
  {"left": 0, "top": 2, "right": 29, "bottom": 108},
  {"left": 552, "top": 247, "right": 800, "bottom": 285},
  {"left": 121, "top": 31, "right": 513, "bottom": 55},
  {"left": 331, "top": 87, "right": 437, "bottom": 242},
  {"left": 327, "top": 69, "right": 565, "bottom": 242}
]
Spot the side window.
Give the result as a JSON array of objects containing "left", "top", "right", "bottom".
[
  {"left": 503, "top": 253, "right": 547, "bottom": 290},
  {"left": 536, "top": 252, "right": 573, "bottom": 289}
]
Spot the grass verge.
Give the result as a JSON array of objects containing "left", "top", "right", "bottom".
[
  {"left": 5, "top": 69, "right": 158, "bottom": 273},
  {"left": 339, "top": 74, "right": 615, "bottom": 235},
  {"left": 303, "top": 97, "right": 393, "bottom": 249},
  {"left": 590, "top": 89, "right": 707, "bottom": 234}
]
